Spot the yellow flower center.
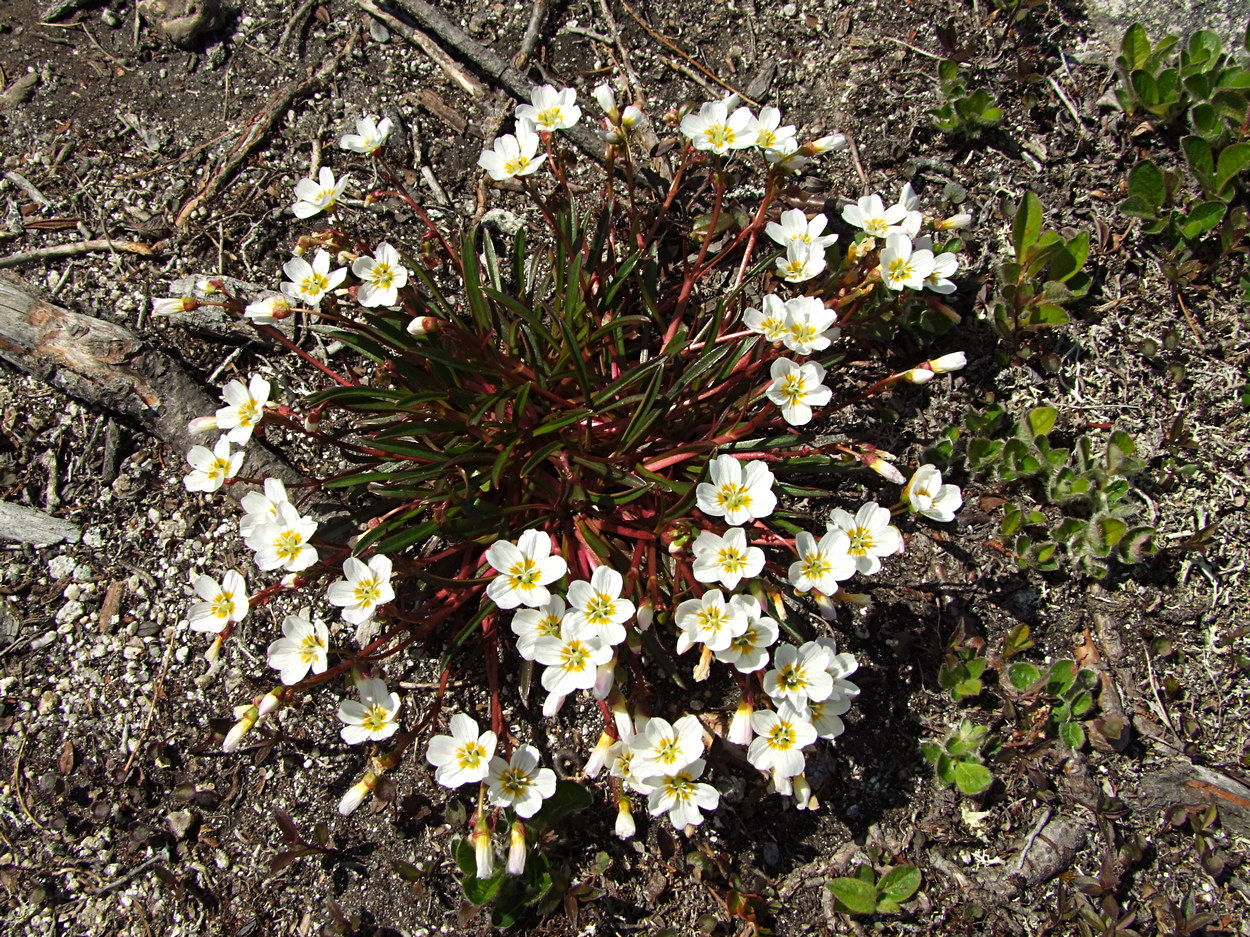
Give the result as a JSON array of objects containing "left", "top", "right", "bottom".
[
  {"left": 507, "top": 558, "right": 541, "bottom": 589},
  {"left": 274, "top": 530, "right": 305, "bottom": 561},
  {"left": 888, "top": 257, "right": 915, "bottom": 282},
  {"left": 499, "top": 767, "right": 531, "bottom": 798},
  {"left": 847, "top": 527, "right": 873, "bottom": 555},
  {"left": 210, "top": 591, "right": 235, "bottom": 619},
  {"left": 767, "top": 723, "right": 796, "bottom": 749},
  {"left": 801, "top": 554, "right": 831, "bottom": 579},
  {"left": 656, "top": 738, "right": 682, "bottom": 765},
  {"left": 696, "top": 607, "right": 730, "bottom": 635},
  {"left": 503, "top": 155, "right": 532, "bottom": 175},
  {"left": 538, "top": 614, "right": 562, "bottom": 637},
  {"left": 779, "top": 374, "right": 808, "bottom": 405},
  {"left": 704, "top": 125, "right": 735, "bottom": 149},
  {"left": 757, "top": 129, "right": 777, "bottom": 148},
  {"left": 716, "top": 483, "right": 752, "bottom": 512},
  {"left": 777, "top": 664, "right": 807, "bottom": 691},
  {"left": 536, "top": 107, "right": 563, "bottom": 128},
  {"left": 370, "top": 264, "right": 395, "bottom": 289},
  {"left": 354, "top": 577, "right": 383, "bottom": 605},
  {"left": 300, "top": 272, "right": 330, "bottom": 296},
  {"left": 236, "top": 400, "right": 260, "bottom": 426},
  {"left": 731, "top": 625, "right": 759, "bottom": 652},
  {"left": 559, "top": 640, "right": 590, "bottom": 672},
  {"left": 360, "top": 704, "right": 391, "bottom": 733},
  {"left": 789, "top": 322, "right": 819, "bottom": 346},
  {"left": 457, "top": 741, "right": 486, "bottom": 769},
  {"left": 716, "top": 547, "right": 748, "bottom": 574},
  {"left": 298, "top": 632, "right": 326, "bottom": 663},
  {"left": 584, "top": 594, "right": 618, "bottom": 626}
]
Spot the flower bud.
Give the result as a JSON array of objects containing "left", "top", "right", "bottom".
[
  {"left": 635, "top": 601, "right": 653, "bottom": 632},
  {"left": 692, "top": 645, "right": 713, "bottom": 683},
  {"left": 472, "top": 820, "right": 495, "bottom": 879},
  {"left": 610, "top": 695, "right": 634, "bottom": 740},
  {"left": 727, "top": 700, "right": 754, "bottom": 746},
  {"left": 203, "top": 634, "right": 223, "bottom": 664},
  {"left": 792, "top": 774, "right": 813, "bottom": 810},
  {"left": 187, "top": 415, "right": 220, "bottom": 434},
  {"left": 593, "top": 657, "right": 616, "bottom": 700},
  {"left": 222, "top": 704, "right": 259, "bottom": 753},
  {"left": 620, "top": 105, "right": 643, "bottom": 130},
  {"left": 338, "top": 770, "right": 380, "bottom": 816},
  {"left": 406, "top": 316, "right": 440, "bottom": 336},
  {"left": 542, "top": 692, "right": 566, "bottom": 718},
  {"left": 584, "top": 731, "right": 614, "bottom": 778},
  {"left": 506, "top": 821, "right": 527, "bottom": 875},
  {"left": 926, "top": 352, "right": 967, "bottom": 373},
  {"left": 846, "top": 238, "right": 876, "bottom": 263},
  {"left": 902, "top": 367, "right": 935, "bottom": 384},
  {"left": 593, "top": 83, "right": 618, "bottom": 120},
  {"left": 257, "top": 689, "right": 284, "bottom": 718},
  {"left": 805, "top": 132, "right": 846, "bottom": 155},
  {"left": 152, "top": 296, "right": 198, "bottom": 316},
  {"left": 768, "top": 768, "right": 793, "bottom": 796},
  {"left": 936, "top": 212, "right": 973, "bottom": 230},
  {"left": 866, "top": 452, "right": 905, "bottom": 485},
  {"left": 614, "top": 795, "right": 636, "bottom": 840}
]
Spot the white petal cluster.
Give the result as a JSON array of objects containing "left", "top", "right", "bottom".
[
  {"left": 712, "top": 595, "right": 779, "bottom": 673},
  {"left": 625, "top": 715, "right": 720, "bottom": 830},
  {"left": 695, "top": 455, "right": 776, "bottom": 526},
  {"left": 326, "top": 555, "right": 395, "bottom": 625},
  {"left": 281, "top": 249, "right": 347, "bottom": 309},
  {"left": 765, "top": 358, "right": 832, "bottom": 426},
  {"left": 903, "top": 464, "right": 963, "bottom": 522},
  {"left": 339, "top": 114, "right": 392, "bottom": 155},
  {"left": 691, "top": 527, "right": 765, "bottom": 591},
  {"left": 485, "top": 529, "right": 567, "bottom": 609},
  {"left": 337, "top": 677, "right": 401, "bottom": 745},
  {"left": 673, "top": 588, "right": 748, "bottom": 654},
  {"left": 351, "top": 242, "right": 409, "bottom": 308},
  {"left": 184, "top": 437, "right": 244, "bottom": 493},
  {"left": 565, "top": 566, "right": 634, "bottom": 647},
  {"left": 680, "top": 100, "right": 758, "bottom": 154},
  {"left": 787, "top": 528, "right": 855, "bottom": 595},
  {"left": 426, "top": 713, "right": 496, "bottom": 787},
  {"left": 187, "top": 570, "right": 249, "bottom": 633},
  {"left": 478, "top": 120, "right": 546, "bottom": 181},
  {"left": 827, "top": 502, "right": 902, "bottom": 576},
  {"left": 486, "top": 745, "right": 557, "bottom": 817},
  {"left": 291, "top": 166, "right": 350, "bottom": 219},
  {"left": 515, "top": 85, "right": 581, "bottom": 132},
  {"left": 215, "top": 375, "right": 271, "bottom": 445},
  {"left": 766, "top": 209, "right": 837, "bottom": 251},
  {"left": 266, "top": 610, "right": 330, "bottom": 685},
  {"left": 245, "top": 501, "right": 319, "bottom": 572}
]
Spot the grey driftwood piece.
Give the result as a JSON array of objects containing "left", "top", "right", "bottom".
[
  {"left": 0, "top": 273, "right": 306, "bottom": 499},
  {"left": 0, "top": 500, "right": 81, "bottom": 546}
]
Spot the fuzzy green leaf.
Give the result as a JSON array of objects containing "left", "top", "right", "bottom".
[
  {"left": 1009, "top": 661, "right": 1042, "bottom": 691},
  {"left": 827, "top": 876, "right": 880, "bottom": 915},
  {"left": 1026, "top": 406, "right": 1058, "bottom": 437},
  {"left": 954, "top": 761, "right": 993, "bottom": 795},
  {"left": 1216, "top": 142, "right": 1250, "bottom": 196},
  {"left": 1179, "top": 201, "right": 1226, "bottom": 238},
  {"left": 1121, "top": 23, "right": 1150, "bottom": 72},
  {"left": 1059, "top": 720, "right": 1086, "bottom": 749},
  {"left": 878, "top": 865, "right": 922, "bottom": 903},
  {"left": 1012, "top": 192, "right": 1043, "bottom": 260}
]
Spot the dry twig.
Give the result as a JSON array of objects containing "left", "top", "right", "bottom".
[
  {"left": 0, "top": 239, "right": 157, "bottom": 269},
  {"left": 355, "top": 0, "right": 483, "bottom": 95}
]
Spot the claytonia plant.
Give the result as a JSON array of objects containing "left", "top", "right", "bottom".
[{"left": 168, "top": 86, "right": 974, "bottom": 907}]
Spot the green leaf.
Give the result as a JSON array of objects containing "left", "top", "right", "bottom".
[
  {"left": 1179, "top": 201, "right": 1226, "bottom": 238},
  {"left": 920, "top": 741, "right": 942, "bottom": 763},
  {"left": 1047, "top": 232, "right": 1088, "bottom": 283},
  {"left": 1121, "top": 22, "right": 1150, "bottom": 72},
  {"left": 1026, "top": 406, "right": 1058, "bottom": 437},
  {"left": 939, "top": 59, "right": 960, "bottom": 82},
  {"left": 878, "top": 865, "right": 922, "bottom": 903},
  {"left": 827, "top": 876, "right": 880, "bottom": 915},
  {"left": 527, "top": 780, "right": 592, "bottom": 833},
  {"left": 1012, "top": 192, "right": 1044, "bottom": 260},
  {"left": 954, "top": 761, "right": 993, "bottom": 795},
  {"left": 1027, "top": 303, "right": 1071, "bottom": 327},
  {"left": 1131, "top": 69, "right": 1161, "bottom": 108},
  {"left": 1046, "top": 660, "right": 1077, "bottom": 696},
  {"left": 1216, "top": 142, "right": 1250, "bottom": 196},
  {"left": 1009, "top": 661, "right": 1042, "bottom": 690},
  {"left": 935, "top": 752, "right": 955, "bottom": 785},
  {"left": 1181, "top": 135, "right": 1216, "bottom": 190},
  {"left": 1189, "top": 102, "right": 1223, "bottom": 140},
  {"left": 1186, "top": 29, "right": 1222, "bottom": 65},
  {"left": 1059, "top": 720, "right": 1086, "bottom": 749}
]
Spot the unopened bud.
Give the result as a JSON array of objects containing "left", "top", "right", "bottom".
[
  {"left": 805, "top": 132, "right": 846, "bottom": 155},
  {"left": 584, "top": 731, "right": 614, "bottom": 778},
  {"left": 635, "top": 601, "right": 653, "bottom": 632},
  {"left": 866, "top": 452, "right": 906, "bottom": 485},
  {"left": 614, "top": 795, "right": 636, "bottom": 840},
  {"left": 593, "top": 83, "right": 618, "bottom": 120},
  {"left": 542, "top": 692, "right": 566, "bottom": 718},
  {"left": 792, "top": 774, "right": 813, "bottom": 810},
  {"left": 222, "top": 704, "right": 259, "bottom": 753},
  {"left": 203, "top": 634, "right": 223, "bottom": 664},
  {"left": 593, "top": 657, "right": 616, "bottom": 700},
  {"left": 902, "top": 367, "right": 935, "bottom": 384},
  {"left": 609, "top": 693, "right": 634, "bottom": 740},
  {"left": 187, "top": 415, "right": 219, "bottom": 434},
  {"left": 303, "top": 406, "right": 323, "bottom": 433},
  {"left": 257, "top": 689, "right": 283, "bottom": 718},
  {"left": 472, "top": 820, "right": 495, "bottom": 880},
  {"left": 936, "top": 212, "right": 973, "bottom": 230},
  {"left": 152, "top": 296, "right": 199, "bottom": 316},
  {"left": 926, "top": 352, "right": 967, "bottom": 373},
  {"left": 506, "top": 821, "right": 527, "bottom": 875},
  {"left": 846, "top": 238, "right": 876, "bottom": 263},
  {"left": 727, "top": 700, "right": 754, "bottom": 746},
  {"left": 338, "top": 770, "right": 380, "bottom": 816},
  {"left": 406, "top": 316, "right": 439, "bottom": 336},
  {"left": 693, "top": 645, "right": 713, "bottom": 683}
]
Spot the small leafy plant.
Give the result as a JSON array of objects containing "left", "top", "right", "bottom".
[
  {"left": 922, "top": 718, "right": 995, "bottom": 795},
  {"left": 1005, "top": 658, "right": 1098, "bottom": 748},
  {"left": 827, "top": 864, "right": 922, "bottom": 915},
  {"left": 931, "top": 60, "right": 1004, "bottom": 138},
  {"left": 963, "top": 404, "right": 1156, "bottom": 576},
  {"left": 991, "top": 192, "right": 1090, "bottom": 345},
  {"left": 938, "top": 647, "right": 988, "bottom": 702}
]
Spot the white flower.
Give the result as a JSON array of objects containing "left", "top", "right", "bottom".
[
  {"left": 893, "top": 182, "right": 924, "bottom": 237},
  {"left": 565, "top": 566, "right": 634, "bottom": 647},
  {"left": 748, "top": 703, "right": 817, "bottom": 777},
  {"left": 291, "top": 166, "right": 350, "bottom": 219},
  {"left": 187, "top": 570, "right": 248, "bottom": 633},
  {"left": 239, "top": 477, "right": 290, "bottom": 538},
  {"left": 485, "top": 529, "right": 567, "bottom": 609},
  {"left": 775, "top": 242, "right": 826, "bottom": 283},
  {"left": 680, "top": 101, "right": 758, "bottom": 154},
  {"left": 281, "top": 249, "right": 347, "bottom": 309},
  {"left": 764, "top": 138, "right": 811, "bottom": 173},
  {"left": 339, "top": 114, "right": 392, "bottom": 154},
  {"left": 245, "top": 501, "right": 319, "bottom": 572},
  {"left": 184, "top": 436, "right": 244, "bottom": 493},
  {"left": 813, "top": 636, "right": 861, "bottom": 710},
  {"left": 714, "top": 595, "right": 780, "bottom": 673},
  {"left": 673, "top": 588, "right": 748, "bottom": 654},
  {"left": 352, "top": 241, "right": 409, "bottom": 308},
  {"left": 593, "top": 83, "right": 618, "bottom": 116},
  {"left": 765, "top": 358, "right": 832, "bottom": 426},
  {"left": 806, "top": 698, "right": 847, "bottom": 739},
  {"left": 743, "top": 294, "right": 789, "bottom": 342},
  {"left": 486, "top": 744, "right": 557, "bottom": 818},
  {"left": 337, "top": 677, "right": 401, "bottom": 745},
  {"left": 695, "top": 454, "right": 777, "bottom": 526},
  {"left": 841, "top": 193, "right": 909, "bottom": 238},
  {"left": 911, "top": 236, "right": 959, "bottom": 294},
  {"left": 326, "top": 555, "right": 395, "bottom": 625},
  {"left": 244, "top": 293, "right": 295, "bottom": 324},
  {"left": 787, "top": 528, "right": 855, "bottom": 595},
  {"left": 511, "top": 596, "right": 565, "bottom": 661},
  {"left": 426, "top": 713, "right": 496, "bottom": 787},
  {"left": 763, "top": 641, "right": 835, "bottom": 708},
  {"left": 516, "top": 84, "right": 582, "bottom": 132},
  {"left": 781, "top": 296, "right": 839, "bottom": 355},
  {"left": 478, "top": 120, "right": 547, "bottom": 180},
  {"left": 609, "top": 741, "right": 656, "bottom": 795},
  {"left": 214, "top": 375, "right": 271, "bottom": 445},
  {"left": 614, "top": 796, "right": 636, "bottom": 839},
  {"left": 266, "top": 611, "right": 330, "bottom": 685},
  {"left": 628, "top": 714, "right": 704, "bottom": 779},
  {"left": 766, "top": 210, "right": 838, "bottom": 251},
  {"left": 749, "top": 106, "right": 797, "bottom": 152},
  {"left": 902, "top": 464, "right": 963, "bottom": 522},
  {"left": 644, "top": 758, "right": 720, "bottom": 829},
  {"left": 826, "top": 502, "right": 903, "bottom": 576},
  {"left": 533, "top": 618, "right": 613, "bottom": 698},
  {"left": 691, "top": 527, "right": 765, "bottom": 591},
  {"left": 880, "top": 233, "right": 936, "bottom": 291}
]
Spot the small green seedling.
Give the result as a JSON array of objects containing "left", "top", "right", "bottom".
[
  {"left": 922, "top": 718, "right": 995, "bottom": 795},
  {"left": 931, "top": 60, "right": 1004, "bottom": 138},
  {"left": 1005, "top": 658, "right": 1098, "bottom": 748},
  {"left": 827, "top": 864, "right": 922, "bottom": 915},
  {"left": 992, "top": 192, "right": 1090, "bottom": 344},
  {"left": 939, "top": 648, "right": 989, "bottom": 701}
]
